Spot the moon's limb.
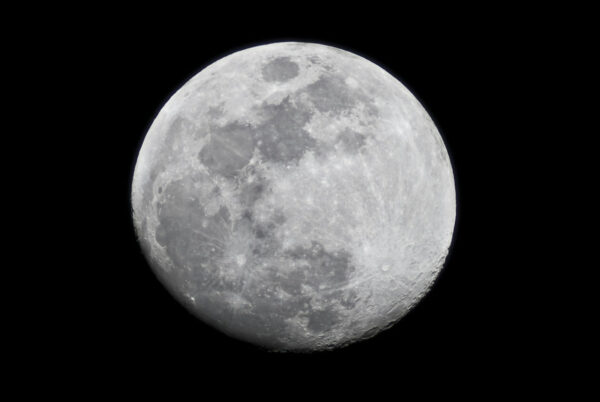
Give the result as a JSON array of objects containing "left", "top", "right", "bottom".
[{"left": 131, "top": 42, "right": 455, "bottom": 351}]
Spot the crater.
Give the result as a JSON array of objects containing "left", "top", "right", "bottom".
[{"left": 262, "top": 57, "right": 300, "bottom": 82}]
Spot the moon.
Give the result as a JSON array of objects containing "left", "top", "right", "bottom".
[{"left": 131, "top": 42, "right": 455, "bottom": 351}]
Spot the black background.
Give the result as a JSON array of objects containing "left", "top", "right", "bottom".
[{"left": 27, "top": 7, "right": 577, "bottom": 393}]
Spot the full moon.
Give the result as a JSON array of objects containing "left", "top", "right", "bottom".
[{"left": 131, "top": 42, "right": 455, "bottom": 351}]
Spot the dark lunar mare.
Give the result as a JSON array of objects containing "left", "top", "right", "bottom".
[
  {"left": 198, "top": 96, "right": 317, "bottom": 179},
  {"left": 153, "top": 174, "right": 231, "bottom": 293},
  {"left": 302, "top": 73, "right": 378, "bottom": 117},
  {"left": 198, "top": 68, "right": 378, "bottom": 180},
  {"left": 261, "top": 57, "right": 300, "bottom": 82}
]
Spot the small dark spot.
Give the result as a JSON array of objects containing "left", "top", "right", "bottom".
[
  {"left": 272, "top": 211, "right": 286, "bottom": 225},
  {"left": 217, "top": 206, "right": 230, "bottom": 223},
  {"left": 255, "top": 227, "right": 267, "bottom": 239},
  {"left": 158, "top": 186, "right": 163, "bottom": 194},
  {"left": 207, "top": 103, "right": 224, "bottom": 119},
  {"left": 242, "top": 210, "right": 253, "bottom": 222}
]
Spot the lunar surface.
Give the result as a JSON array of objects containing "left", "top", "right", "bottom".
[{"left": 131, "top": 42, "right": 455, "bottom": 351}]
